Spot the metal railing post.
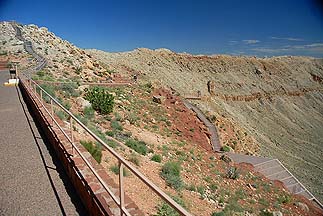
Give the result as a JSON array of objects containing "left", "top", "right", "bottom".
[
  {"left": 119, "top": 161, "right": 124, "bottom": 216},
  {"left": 70, "top": 116, "right": 74, "bottom": 156},
  {"left": 40, "top": 88, "right": 43, "bottom": 104},
  {"left": 50, "top": 99, "right": 54, "bottom": 125}
]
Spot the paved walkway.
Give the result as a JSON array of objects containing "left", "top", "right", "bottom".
[
  {"left": 0, "top": 70, "right": 86, "bottom": 215},
  {"left": 183, "top": 100, "right": 221, "bottom": 151}
]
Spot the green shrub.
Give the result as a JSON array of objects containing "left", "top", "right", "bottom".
[
  {"left": 209, "top": 183, "right": 218, "bottom": 192},
  {"left": 84, "top": 87, "right": 114, "bottom": 115},
  {"left": 107, "top": 140, "right": 117, "bottom": 149},
  {"left": 37, "top": 70, "right": 45, "bottom": 77},
  {"left": 105, "top": 130, "right": 115, "bottom": 137},
  {"left": 55, "top": 110, "right": 67, "bottom": 121},
  {"left": 211, "top": 212, "right": 225, "bottom": 216},
  {"left": 62, "top": 100, "right": 71, "bottom": 110},
  {"left": 125, "top": 139, "right": 148, "bottom": 155},
  {"left": 83, "top": 106, "right": 95, "bottom": 119},
  {"left": 142, "top": 82, "right": 153, "bottom": 93},
  {"left": 277, "top": 194, "right": 292, "bottom": 204},
  {"left": 80, "top": 140, "right": 102, "bottom": 163},
  {"left": 110, "top": 164, "right": 130, "bottom": 176},
  {"left": 58, "top": 83, "right": 79, "bottom": 98},
  {"left": 39, "top": 84, "right": 56, "bottom": 103},
  {"left": 186, "top": 184, "right": 196, "bottom": 192},
  {"left": 111, "top": 120, "right": 123, "bottom": 131},
  {"left": 75, "top": 113, "right": 88, "bottom": 126},
  {"left": 129, "top": 153, "right": 140, "bottom": 166},
  {"left": 151, "top": 154, "right": 162, "bottom": 163},
  {"left": 226, "top": 166, "right": 240, "bottom": 180},
  {"left": 114, "top": 112, "right": 122, "bottom": 121},
  {"left": 75, "top": 66, "right": 82, "bottom": 74},
  {"left": 161, "top": 161, "right": 184, "bottom": 190},
  {"left": 88, "top": 125, "right": 107, "bottom": 143},
  {"left": 126, "top": 112, "right": 139, "bottom": 124},
  {"left": 155, "top": 196, "right": 186, "bottom": 216},
  {"left": 221, "top": 145, "right": 231, "bottom": 152},
  {"left": 197, "top": 185, "right": 206, "bottom": 197}
]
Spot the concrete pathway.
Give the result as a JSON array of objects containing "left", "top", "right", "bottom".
[
  {"left": 183, "top": 100, "right": 221, "bottom": 151},
  {"left": 0, "top": 70, "right": 86, "bottom": 215}
]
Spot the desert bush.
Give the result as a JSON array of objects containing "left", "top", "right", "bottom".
[
  {"left": 111, "top": 120, "right": 123, "bottom": 131},
  {"left": 226, "top": 166, "right": 240, "bottom": 180},
  {"left": 38, "top": 84, "right": 56, "bottom": 103},
  {"left": 80, "top": 140, "right": 102, "bottom": 163},
  {"left": 58, "top": 82, "right": 79, "bottom": 98},
  {"left": 110, "top": 164, "right": 130, "bottom": 176},
  {"left": 83, "top": 106, "right": 95, "bottom": 119},
  {"left": 62, "top": 100, "right": 71, "bottom": 110},
  {"left": 155, "top": 196, "right": 186, "bottom": 216},
  {"left": 197, "top": 185, "right": 206, "bottom": 197},
  {"left": 75, "top": 113, "right": 88, "bottom": 126},
  {"left": 161, "top": 161, "right": 184, "bottom": 190},
  {"left": 186, "top": 184, "right": 196, "bottom": 192},
  {"left": 277, "top": 194, "right": 292, "bottom": 204},
  {"left": 221, "top": 145, "right": 231, "bottom": 152},
  {"left": 55, "top": 110, "right": 67, "bottom": 121},
  {"left": 126, "top": 112, "right": 139, "bottom": 124},
  {"left": 129, "top": 153, "right": 140, "bottom": 166},
  {"left": 125, "top": 139, "right": 148, "bottom": 155},
  {"left": 151, "top": 154, "right": 162, "bottom": 163},
  {"left": 84, "top": 87, "right": 114, "bottom": 115}
]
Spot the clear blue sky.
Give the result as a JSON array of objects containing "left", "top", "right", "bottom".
[{"left": 1, "top": 0, "right": 323, "bottom": 57}]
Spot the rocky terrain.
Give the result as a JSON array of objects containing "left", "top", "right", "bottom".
[
  {"left": 87, "top": 48, "right": 323, "bottom": 203},
  {"left": 1, "top": 21, "right": 323, "bottom": 215}
]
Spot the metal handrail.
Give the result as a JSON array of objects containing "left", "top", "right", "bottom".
[{"left": 19, "top": 72, "right": 192, "bottom": 216}]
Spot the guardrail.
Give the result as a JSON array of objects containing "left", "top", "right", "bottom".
[{"left": 19, "top": 72, "right": 192, "bottom": 216}]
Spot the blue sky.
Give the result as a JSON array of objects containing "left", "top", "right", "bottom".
[{"left": 1, "top": 0, "right": 323, "bottom": 57}]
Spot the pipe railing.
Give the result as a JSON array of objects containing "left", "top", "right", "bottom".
[{"left": 19, "top": 72, "right": 192, "bottom": 216}]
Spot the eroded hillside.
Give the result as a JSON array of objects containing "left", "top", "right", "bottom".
[{"left": 87, "top": 48, "right": 323, "bottom": 202}]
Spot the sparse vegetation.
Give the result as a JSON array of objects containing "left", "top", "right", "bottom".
[
  {"left": 161, "top": 161, "right": 184, "bottom": 190},
  {"left": 110, "top": 164, "right": 130, "bottom": 176},
  {"left": 38, "top": 84, "right": 56, "bottom": 103},
  {"left": 155, "top": 196, "right": 186, "bottom": 216},
  {"left": 83, "top": 106, "right": 95, "bottom": 119},
  {"left": 111, "top": 120, "right": 123, "bottom": 131},
  {"left": 221, "top": 145, "right": 231, "bottom": 152},
  {"left": 226, "top": 166, "right": 240, "bottom": 180},
  {"left": 129, "top": 153, "right": 140, "bottom": 166},
  {"left": 84, "top": 87, "right": 114, "bottom": 115},
  {"left": 55, "top": 110, "right": 68, "bottom": 120},
  {"left": 125, "top": 138, "right": 148, "bottom": 155},
  {"left": 80, "top": 140, "right": 102, "bottom": 163},
  {"left": 151, "top": 154, "right": 162, "bottom": 163}
]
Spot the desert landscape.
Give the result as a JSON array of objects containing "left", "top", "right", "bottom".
[{"left": 1, "top": 21, "right": 322, "bottom": 215}]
